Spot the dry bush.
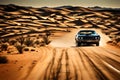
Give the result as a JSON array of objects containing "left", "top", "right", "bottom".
[
  {"left": 42, "top": 30, "right": 51, "bottom": 45},
  {"left": 42, "top": 36, "right": 51, "bottom": 45},
  {"left": 0, "top": 38, "right": 9, "bottom": 43},
  {"left": 15, "top": 44, "right": 25, "bottom": 54},
  {"left": 34, "top": 40, "right": 40, "bottom": 45},
  {"left": 9, "top": 39, "right": 17, "bottom": 45},
  {"left": 0, "top": 43, "right": 8, "bottom": 51},
  {"left": 115, "top": 37, "right": 120, "bottom": 43},
  {"left": 40, "top": 42, "right": 45, "bottom": 46},
  {"left": 24, "top": 37, "right": 34, "bottom": 47},
  {"left": 16, "top": 36, "right": 25, "bottom": 45}
]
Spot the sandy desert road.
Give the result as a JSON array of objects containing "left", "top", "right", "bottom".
[
  {"left": 25, "top": 46, "right": 120, "bottom": 80},
  {"left": 23, "top": 29, "right": 120, "bottom": 80}
]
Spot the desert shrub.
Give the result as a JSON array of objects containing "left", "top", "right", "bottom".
[
  {"left": 34, "top": 40, "right": 40, "bottom": 45},
  {"left": 115, "top": 37, "right": 120, "bottom": 43},
  {"left": 0, "top": 56, "right": 8, "bottom": 64},
  {"left": 45, "top": 30, "right": 51, "bottom": 37},
  {"left": 15, "top": 44, "right": 24, "bottom": 54},
  {"left": 9, "top": 40, "right": 17, "bottom": 45},
  {"left": 0, "top": 43, "right": 8, "bottom": 51},
  {"left": 42, "top": 30, "right": 51, "bottom": 45},
  {"left": 40, "top": 43, "right": 45, "bottom": 46},
  {"left": 0, "top": 38, "right": 9, "bottom": 43},
  {"left": 42, "top": 36, "right": 51, "bottom": 45},
  {"left": 16, "top": 36, "right": 25, "bottom": 45},
  {"left": 24, "top": 38, "right": 34, "bottom": 47}
]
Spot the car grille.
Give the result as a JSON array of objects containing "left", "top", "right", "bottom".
[
  {"left": 84, "top": 36, "right": 95, "bottom": 40},
  {"left": 79, "top": 36, "right": 96, "bottom": 40}
]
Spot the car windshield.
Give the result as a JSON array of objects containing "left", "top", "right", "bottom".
[{"left": 78, "top": 30, "right": 95, "bottom": 35}]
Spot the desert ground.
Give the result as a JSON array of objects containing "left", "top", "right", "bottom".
[{"left": 0, "top": 4, "right": 120, "bottom": 80}]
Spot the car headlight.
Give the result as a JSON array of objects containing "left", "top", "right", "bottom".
[
  {"left": 78, "top": 36, "right": 83, "bottom": 40},
  {"left": 80, "top": 37, "right": 83, "bottom": 39},
  {"left": 95, "top": 36, "right": 100, "bottom": 40},
  {"left": 95, "top": 37, "right": 97, "bottom": 39}
]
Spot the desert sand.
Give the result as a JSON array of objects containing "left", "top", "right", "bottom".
[{"left": 0, "top": 4, "right": 120, "bottom": 80}]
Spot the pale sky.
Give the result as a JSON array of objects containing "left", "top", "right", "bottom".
[{"left": 0, "top": 0, "right": 120, "bottom": 8}]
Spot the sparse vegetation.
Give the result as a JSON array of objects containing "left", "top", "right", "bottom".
[
  {"left": 24, "top": 37, "right": 34, "bottom": 47},
  {"left": 34, "top": 40, "right": 40, "bottom": 45},
  {"left": 42, "top": 36, "right": 51, "bottom": 45},
  {"left": 16, "top": 36, "right": 25, "bottom": 45},
  {"left": 9, "top": 39, "right": 17, "bottom": 45},
  {"left": 42, "top": 30, "right": 51, "bottom": 45},
  {"left": 0, "top": 38, "right": 9, "bottom": 43},
  {"left": 15, "top": 44, "right": 25, "bottom": 54},
  {"left": 115, "top": 37, "right": 120, "bottom": 43},
  {"left": 0, "top": 43, "right": 8, "bottom": 51},
  {"left": 0, "top": 33, "right": 52, "bottom": 54}
]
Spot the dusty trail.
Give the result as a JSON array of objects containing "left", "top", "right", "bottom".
[
  {"left": 25, "top": 29, "right": 120, "bottom": 80},
  {"left": 1, "top": 29, "right": 120, "bottom": 80},
  {"left": 25, "top": 46, "right": 120, "bottom": 80}
]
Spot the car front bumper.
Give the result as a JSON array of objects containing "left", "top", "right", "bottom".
[{"left": 76, "top": 40, "right": 100, "bottom": 43}]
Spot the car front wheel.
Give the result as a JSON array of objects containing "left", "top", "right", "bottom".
[
  {"left": 96, "top": 42, "right": 99, "bottom": 46},
  {"left": 76, "top": 42, "right": 81, "bottom": 46}
]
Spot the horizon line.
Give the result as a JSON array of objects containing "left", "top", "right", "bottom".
[{"left": 0, "top": 3, "right": 120, "bottom": 9}]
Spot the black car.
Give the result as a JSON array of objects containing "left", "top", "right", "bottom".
[{"left": 75, "top": 30, "right": 100, "bottom": 46}]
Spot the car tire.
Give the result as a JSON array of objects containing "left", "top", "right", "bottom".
[
  {"left": 76, "top": 42, "right": 81, "bottom": 46},
  {"left": 96, "top": 42, "right": 99, "bottom": 46}
]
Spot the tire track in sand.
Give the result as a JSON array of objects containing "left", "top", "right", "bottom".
[{"left": 26, "top": 46, "right": 120, "bottom": 80}]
